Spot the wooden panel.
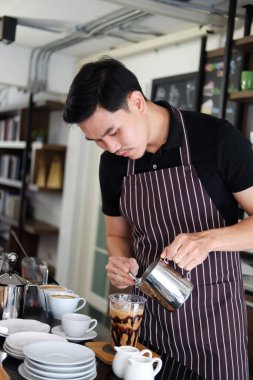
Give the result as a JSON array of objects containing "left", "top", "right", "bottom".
[{"left": 0, "top": 368, "right": 10, "bottom": 380}]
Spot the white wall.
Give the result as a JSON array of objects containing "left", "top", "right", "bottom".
[
  {"left": 122, "top": 38, "right": 201, "bottom": 97},
  {"left": 0, "top": 44, "right": 76, "bottom": 95}
]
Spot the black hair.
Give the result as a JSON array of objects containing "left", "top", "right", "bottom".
[{"left": 63, "top": 56, "right": 146, "bottom": 124}]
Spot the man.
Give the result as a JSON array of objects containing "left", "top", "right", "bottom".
[{"left": 63, "top": 57, "right": 253, "bottom": 380}]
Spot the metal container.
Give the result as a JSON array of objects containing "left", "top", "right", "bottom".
[
  {"left": 130, "top": 258, "right": 194, "bottom": 312},
  {"left": 0, "top": 252, "right": 28, "bottom": 320}
]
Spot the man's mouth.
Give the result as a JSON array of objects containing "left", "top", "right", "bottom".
[{"left": 117, "top": 149, "right": 131, "bottom": 157}]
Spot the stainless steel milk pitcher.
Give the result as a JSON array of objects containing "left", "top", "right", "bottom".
[
  {"left": 0, "top": 253, "right": 28, "bottom": 319},
  {"left": 129, "top": 258, "right": 194, "bottom": 312}
]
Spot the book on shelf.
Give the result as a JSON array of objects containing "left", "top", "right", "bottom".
[
  {"left": 0, "top": 190, "right": 21, "bottom": 220},
  {"left": 0, "top": 115, "right": 21, "bottom": 141},
  {"left": 0, "top": 155, "right": 9, "bottom": 178},
  {"left": 0, "top": 154, "right": 21, "bottom": 180},
  {"left": 0, "top": 120, "right": 5, "bottom": 141}
]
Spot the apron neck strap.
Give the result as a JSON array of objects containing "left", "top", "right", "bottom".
[
  {"left": 126, "top": 106, "right": 192, "bottom": 175},
  {"left": 171, "top": 106, "right": 192, "bottom": 167},
  {"left": 127, "top": 158, "right": 135, "bottom": 176}
]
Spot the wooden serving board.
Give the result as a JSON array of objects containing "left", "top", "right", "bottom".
[
  {"left": 0, "top": 367, "right": 10, "bottom": 380},
  {"left": 85, "top": 341, "right": 160, "bottom": 365}
]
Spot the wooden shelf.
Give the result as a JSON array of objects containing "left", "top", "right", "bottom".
[
  {"left": 0, "top": 214, "right": 58, "bottom": 235},
  {"left": 206, "top": 47, "right": 225, "bottom": 59},
  {"left": 206, "top": 34, "right": 253, "bottom": 59},
  {"left": 234, "top": 35, "right": 253, "bottom": 52},
  {"left": 34, "top": 100, "right": 64, "bottom": 112},
  {"left": 24, "top": 219, "right": 59, "bottom": 235},
  {"left": 28, "top": 184, "right": 62, "bottom": 192},
  {"left": 0, "top": 101, "right": 64, "bottom": 115},
  {"left": 31, "top": 142, "right": 66, "bottom": 152},
  {"left": 228, "top": 90, "right": 253, "bottom": 103}
]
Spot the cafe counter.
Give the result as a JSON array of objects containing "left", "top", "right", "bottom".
[{"left": 0, "top": 306, "right": 203, "bottom": 380}]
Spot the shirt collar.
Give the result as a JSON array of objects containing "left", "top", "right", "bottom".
[{"left": 155, "top": 100, "right": 183, "bottom": 151}]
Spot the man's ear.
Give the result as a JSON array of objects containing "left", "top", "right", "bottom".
[{"left": 128, "top": 91, "right": 146, "bottom": 114}]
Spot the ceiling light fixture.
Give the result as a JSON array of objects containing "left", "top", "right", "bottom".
[{"left": 0, "top": 16, "right": 17, "bottom": 44}]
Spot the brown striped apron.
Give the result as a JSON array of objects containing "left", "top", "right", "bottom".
[{"left": 119, "top": 107, "right": 249, "bottom": 380}]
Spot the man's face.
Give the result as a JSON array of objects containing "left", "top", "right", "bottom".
[{"left": 79, "top": 92, "right": 149, "bottom": 160}]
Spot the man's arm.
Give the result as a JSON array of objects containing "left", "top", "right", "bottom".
[
  {"left": 105, "top": 215, "right": 138, "bottom": 288},
  {"left": 161, "top": 185, "right": 253, "bottom": 271}
]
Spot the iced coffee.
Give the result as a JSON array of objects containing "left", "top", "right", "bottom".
[{"left": 109, "top": 293, "right": 146, "bottom": 347}]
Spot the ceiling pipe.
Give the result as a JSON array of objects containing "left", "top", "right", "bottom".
[
  {"left": 27, "top": 8, "right": 150, "bottom": 92},
  {"left": 104, "top": 0, "right": 227, "bottom": 27},
  {"left": 78, "top": 25, "right": 212, "bottom": 66}
]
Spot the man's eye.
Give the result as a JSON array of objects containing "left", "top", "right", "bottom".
[{"left": 109, "top": 130, "right": 118, "bottom": 137}]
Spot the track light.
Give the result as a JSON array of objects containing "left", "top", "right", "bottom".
[{"left": 0, "top": 16, "right": 17, "bottom": 44}]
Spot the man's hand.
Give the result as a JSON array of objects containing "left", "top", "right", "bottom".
[
  {"left": 160, "top": 232, "right": 214, "bottom": 271},
  {"left": 105, "top": 256, "right": 139, "bottom": 289}
]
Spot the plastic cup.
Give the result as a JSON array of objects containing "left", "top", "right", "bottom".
[{"left": 108, "top": 293, "right": 146, "bottom": 348}]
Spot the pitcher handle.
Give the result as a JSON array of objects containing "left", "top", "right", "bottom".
[
  {"left": 152, "top": 358, "right": 163, "bottom": 376},
  {"left": 140, "top": 349, "right": 152, "bottom": 358},
  {"left": 42, "top": 264, "right": 49, "bottom": 284}
]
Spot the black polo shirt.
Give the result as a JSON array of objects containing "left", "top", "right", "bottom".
[{"left": 99, "top": 101, "right": 253, "bottom": 226}]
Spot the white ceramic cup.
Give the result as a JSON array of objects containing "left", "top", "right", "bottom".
[
  {"left": 112, "top": 346, "right": 152, "bottom": 379},
  {"left": 38, "top": 285, "right": 72, "bottom": 311},
  {"left": 48, "top": 292, "right": 86, "bottom": 319},
  {"left": 61, "top": 313, "right": 97, "bottom": 338}
]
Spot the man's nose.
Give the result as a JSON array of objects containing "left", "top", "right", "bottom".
[{"left": 105, "top": 138, "right": 120, "bottom": 154}]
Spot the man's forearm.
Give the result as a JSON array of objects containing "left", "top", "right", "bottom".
[
  {"left": 106, "top": 235, "right": 133, "bottom": 258},
  {"left": 208, "top": 214, "right": 253, "bottom": 252}
]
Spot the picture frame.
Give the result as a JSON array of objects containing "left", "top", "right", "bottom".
[
  {"left": 201, "top": 51, "right": 242, "bottom": 125},
  {"left": 151, "top": 72, "right": 198, "bottom": 111}
]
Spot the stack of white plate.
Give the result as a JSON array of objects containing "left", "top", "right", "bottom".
[
  {"left": 18, "top": 341, "right": 97, "bottom": 380},
  {"left": 4, "top": 332, "right": 67, "bottom": 360}
]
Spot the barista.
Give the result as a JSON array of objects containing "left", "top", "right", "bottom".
[{"left": 63, "top": 57, "right": 253, "bottom": 380}]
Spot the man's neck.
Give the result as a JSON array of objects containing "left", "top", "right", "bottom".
[{"left": 146, "top": 101, "right": 170, "bottom": 153}]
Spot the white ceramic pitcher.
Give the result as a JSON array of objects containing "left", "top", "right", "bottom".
[
  {"left": 124, "top": 355, "right": 163, "bottom": 380},
  {"left": 112, "top": 345, "right": 152, "bottom": 379}
]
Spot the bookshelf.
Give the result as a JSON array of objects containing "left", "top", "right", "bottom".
[{"left": 0, "top": 100, "right": 66, "bottom": 260}]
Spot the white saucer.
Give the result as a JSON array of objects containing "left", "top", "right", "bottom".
[
  {"left": 23, "top": 342, "right": 95, "bottom": 365},
  {"left": 51, "top": 325, "right": 97, "bottom": 341},
  {"left": 6, "top": 331, "right": 66, "bottom": 351},
  {"left": 19, "top": 363, "right": 97, "bottom": 380},
  {"left": 0, "top": 319, "right": 50, "bottom": 337}
]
